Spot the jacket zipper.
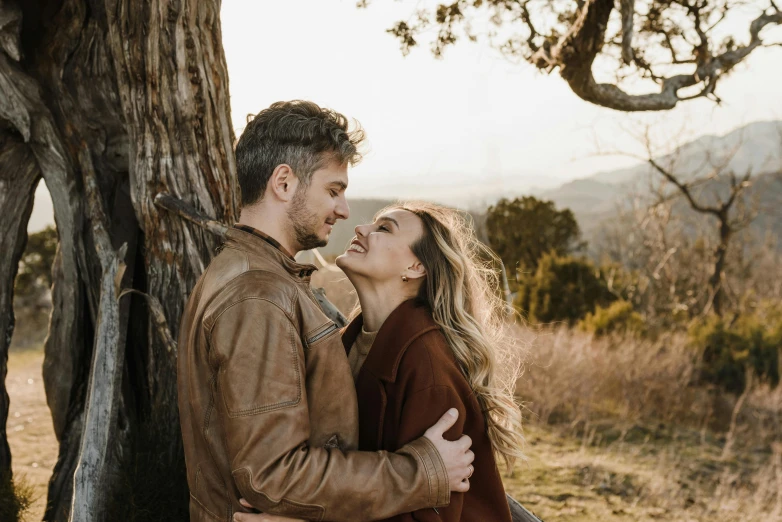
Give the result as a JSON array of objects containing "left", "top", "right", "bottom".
[{"left": 306, "top": 323, "right": 338, "bottom": 345}]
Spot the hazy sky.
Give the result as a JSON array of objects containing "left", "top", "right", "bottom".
[
  {"left": 27, "top": 0, "right": 782, "bottom": 230},
  {"left": 220, "top": 0, "right": 781, "bottom": 206}
]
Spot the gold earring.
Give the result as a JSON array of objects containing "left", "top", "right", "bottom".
[{"left": 402, "top": 275, "right": 408, "bottom": 282}]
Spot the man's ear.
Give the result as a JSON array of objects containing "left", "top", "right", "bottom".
[
  {"left": 267, "top": 164, "right": 299, "bottom": 203},
  {"left": 405, "top": 259, "right": 427, "bottom": 281}
]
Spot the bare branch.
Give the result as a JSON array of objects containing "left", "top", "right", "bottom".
[
  {"left": 71, "top": 138, "right": 130, "bottom": 522},
  {"left": 119, "top": 289, "right": 177, "bottom": 352},
  {"left": 620, "top": 0, "right": 635, "bottom": 64},
  {"left": 648, "top": 158, "right": 720, "bottom": 215},
  {"left": 154, "top": 192, "right": 229, "bottom": 238},
  {"left": 311, "top": 288, "right": 349, "bottom": 327}
]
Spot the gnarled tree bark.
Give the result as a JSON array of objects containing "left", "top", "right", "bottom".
[{"left": 1, "top": 0, "right": 236, "bottom": 519}]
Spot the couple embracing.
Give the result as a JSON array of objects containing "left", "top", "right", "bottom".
[{"left": 177, "top": 101, "right": 526, "bottom": 522}]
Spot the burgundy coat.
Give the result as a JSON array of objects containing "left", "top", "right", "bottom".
[{"left": 343, "top": 299, "right": 513, "bottom": 522}]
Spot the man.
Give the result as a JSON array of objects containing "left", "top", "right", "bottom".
[{"left": 178, "top": 101, "right": 475, "bottom": 522}]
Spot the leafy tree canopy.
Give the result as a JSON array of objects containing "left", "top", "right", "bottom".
[{"left": 486, "top": 196, "right": 583, "bottom": 278}]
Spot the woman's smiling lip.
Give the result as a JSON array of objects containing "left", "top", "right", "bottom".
[{"left": 346, "top": 238, "right": 367, "bottom": 254}]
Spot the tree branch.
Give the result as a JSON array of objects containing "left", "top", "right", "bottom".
[
  {"left": 71, "top": 139, "right": 130, "bottom": 522},
  {"left": 311, "top": 288, "right": 349, "bottom": 327},
  {"left": 154, "top": 192, "right": 229, "bottom": 238},
  {"left": 119, "top": 289, "right": 177, "bottom": 352},
  {"left": 619, "top": 0, "right": 635, "bottom": 64},
  {"left": 532, "top": 0, "right": 782, "bottom": 111},
  {"left": 647, "top": 158, "right": 720, "bottom": 216}
]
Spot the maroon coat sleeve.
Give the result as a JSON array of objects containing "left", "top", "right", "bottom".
[{"left": 387, "top": 385, "right": 467, "bottom": 522}]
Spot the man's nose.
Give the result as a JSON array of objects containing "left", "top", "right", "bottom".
[{"left": 335, "top": 194, "right": 349, "bottom": 220}]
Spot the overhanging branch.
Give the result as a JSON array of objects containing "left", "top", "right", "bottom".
[
  {"left": 154, "top": 192, "right": 228, "bottom": 238},
  {"left": 548, "top": 1, "right": 782, "bottom": 111}
]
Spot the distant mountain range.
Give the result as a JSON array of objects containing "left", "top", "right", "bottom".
[
  {"left": 540, "top": 120, "right": 781, "bottom": 225},
  {"left": 319, "top": 121, "right": 782, "bottom": 256}
]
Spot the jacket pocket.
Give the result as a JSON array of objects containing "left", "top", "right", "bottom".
[{"left": 305, "top": 322, "right": 338, "bottom": 347}]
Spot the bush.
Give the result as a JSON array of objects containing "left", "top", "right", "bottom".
[
  {"left": 515, "top": 252, "right": 616, "bottom": 325},
  {"left": 688, "top": 313, "right": 781, "bottom": 394},
  {"left": 580, "top": 300, "right": 647, "bottom": 338},
  {"left": 14, "top": 225, "right": 58, "bottom": 299}
]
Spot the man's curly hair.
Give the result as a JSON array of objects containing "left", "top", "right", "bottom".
[{"left": 235, "top": 100, "right": 365, "bottom": 206}]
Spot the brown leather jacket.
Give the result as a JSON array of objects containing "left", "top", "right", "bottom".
[
  {"left": 345, "top": 299, "right": 513, "bottom": 522},
  {"left": 177, "top": 227, "right": 450, "bottom": 522}
]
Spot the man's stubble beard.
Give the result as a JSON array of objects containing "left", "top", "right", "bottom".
[{"left": 287, "top": 185, "right": 329, "bottom": 251}]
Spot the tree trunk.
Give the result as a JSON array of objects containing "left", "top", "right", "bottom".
[
  {"left": 708, "top": 215, "right": 731, "bottom": 317},
  {"left": 0, "top": 127, "right": 42, "bottom": 493},
  {"left": 0, "top": 0, "right": 236, "bottom": 519}
]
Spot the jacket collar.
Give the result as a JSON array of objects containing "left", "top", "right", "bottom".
[
  {"left": 233, "top": 223, "right": 295, "bottom": 259},
  {"left": 342, "top": 299, "right": 440, "bottom": 382},
  {"left": 224, "top": 227, "right": 317, "bottom": 280}
]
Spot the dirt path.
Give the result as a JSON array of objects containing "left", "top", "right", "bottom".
[{"left": 7, "top": 347, "right": 57, "bottom": 521}]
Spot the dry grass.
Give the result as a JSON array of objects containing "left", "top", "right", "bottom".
[
  {"left": 0, "top": 472, "right": 35, "bottom": 522},
  {"left": 511, "top": 325, "right": 782, "bottom": 521},
  {"left": 504, "top": 423, "right": 782, "bottom": 521}
]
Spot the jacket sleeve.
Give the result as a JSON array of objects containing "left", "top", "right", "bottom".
[
  {"left": 207, "top": 298, "right": 450, "bottom": 521},
  {"left": 393, "top": 385, "right": 467, "bottom": 522}
]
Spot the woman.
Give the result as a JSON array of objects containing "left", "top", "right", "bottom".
[{"left": 236, "top": 202, "right": 524, "bottom": 521}]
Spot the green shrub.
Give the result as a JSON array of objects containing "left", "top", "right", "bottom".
[
  {"left": 580, "top": 300, "right": 647, "bottom": 337},
  {"left": 515, "top": 252, "right": 616, "bottom": 325},
  {"left": 688, "top": 313, "right": 781, "bottom": 394},
  {"left": 15, "top": 225, "right": 58, "bottom": 298}
]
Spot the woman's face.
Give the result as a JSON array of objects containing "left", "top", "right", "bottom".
[{"left": 335, "top": 209, "right": 425, "bottom": 283}]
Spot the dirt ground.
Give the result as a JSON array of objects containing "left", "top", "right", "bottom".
[{"left": 7, "top": 346, "right": 56, "bottom": 521}]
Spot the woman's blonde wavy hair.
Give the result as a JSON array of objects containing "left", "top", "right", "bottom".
[{"left": 382, "top": 201, "right": 525, "bottom": 470}]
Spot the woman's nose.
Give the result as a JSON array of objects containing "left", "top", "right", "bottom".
[{"left": 355, "top": 224, "right": 370, "bottom": 237}]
